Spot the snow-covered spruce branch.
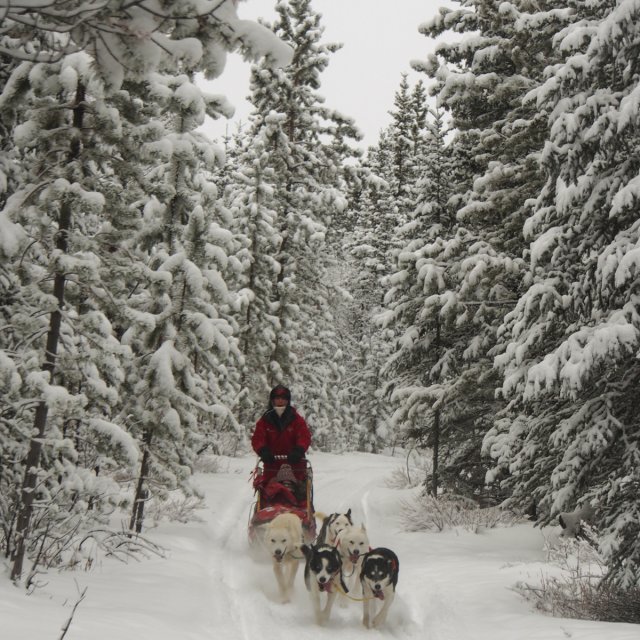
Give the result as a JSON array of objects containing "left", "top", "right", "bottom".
[
  {"left": 464, "top": 299, "right": 518, "bottom": 306},
  {"left": 0, "top": 44, "right": 72, "bottom": 63},
  {"left": 120, "top": 0, "right": 229, "bottom": 22},
  {"left": 0, "top": 0, "right": 239, "bottom": 65}
]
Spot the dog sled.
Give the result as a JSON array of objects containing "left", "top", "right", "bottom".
[{"left": 248, "top": 455, "right": 317, "bottom": 544}]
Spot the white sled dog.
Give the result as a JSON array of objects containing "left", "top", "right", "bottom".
[
  {"left": 315, "top": 509, "right": 353, "bottom": 546},
  {"left": 335, "top": 523, "right": 370, "bottom": 602},
  {"left": 360, "top": 547, "right": 399, "bottom": 629},
  {"left": 263, "top": 512, "right": 303, "bottom": 603},
  {"left": 301, "top": 543, "right": 348, "bottom": 625}
]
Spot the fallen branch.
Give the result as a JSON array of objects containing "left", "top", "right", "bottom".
[{"left": 59, "top": 582, "right": 88, "bottom": 640}]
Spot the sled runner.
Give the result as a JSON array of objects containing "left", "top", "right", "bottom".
[{"left": 248, "top": 456, "right": 316, "bottom": 545}]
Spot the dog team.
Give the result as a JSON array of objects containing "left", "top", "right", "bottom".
[{"left": 262, "top": 508, "right": 399, "bottom": 628}]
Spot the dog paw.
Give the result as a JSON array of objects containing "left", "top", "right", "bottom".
[
  {"left": 316, "top": 611, "right": 330, "bottom": 626},
  {"left": 372, "top": 616, "right": 386, "bottom": 629}
]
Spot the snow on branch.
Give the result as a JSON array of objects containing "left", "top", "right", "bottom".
[
  {"left": 0, "top": 1, "right": 292, "bottom": 89},
  {"left": 88, "top": 418, "right": 140, "bottom": 465},
  {"left": 524, "top": 311, "right": 639, "bottom": 401}
]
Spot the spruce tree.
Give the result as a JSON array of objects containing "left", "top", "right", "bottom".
[
  {"left": 402, "top": 0, "right": 575, "bottom": 498},
  {"left": 2, "top": 58, "right": 138, "bottom": 582},
  {"left": 0, "top": 0, "right": 294, "bottom": 581},
  {"left": 483, "top": 0, "right": 640, "bottom": 588},
  {"left": 227, "top": 0, "right": 358, "bottom": 442},
  {"left": 344, "top": 75, "right": 432, "bottom": 452},
  {"left": 225, "top": 129, "right": 283, "bottom": 426}
]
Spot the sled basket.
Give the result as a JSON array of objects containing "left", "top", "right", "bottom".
[{"left": 247, "top": 459, "right": 316, "bottom": 544}]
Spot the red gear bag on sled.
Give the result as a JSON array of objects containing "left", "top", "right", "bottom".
[{"left": 247, "top": 460, "right": 316, "bottom": 544}]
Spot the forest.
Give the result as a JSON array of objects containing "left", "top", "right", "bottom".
[{"left": 0, "top": 0, "right": 639, "bottom": 595}]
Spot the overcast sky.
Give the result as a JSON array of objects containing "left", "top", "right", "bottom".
[{"left": 199, "top": 0, "right": 448, "bottom": 149}]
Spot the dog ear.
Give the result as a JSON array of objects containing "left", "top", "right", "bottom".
[
  {"left": 361, "top": 522, "right": 367, "bottom": 532},
  {"left": 359, "top": 558, "right": 367, "bottom": 583},
  {"left": 389, "top": 554, "right": 399, "bottom": 587},
  {"left": 346, "top": 508, "right": 352, "bottom": 520},
  {"left": 301, "top": 543, "right": 312, "bottom": 559}
]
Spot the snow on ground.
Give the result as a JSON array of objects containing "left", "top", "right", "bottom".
[{"left": 1, "top": 451, "right": 638, "bottom": 639}]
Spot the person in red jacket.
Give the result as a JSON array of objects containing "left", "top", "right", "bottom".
[{"left": 251, "top": 384, "right": 311, "bottom": 484}]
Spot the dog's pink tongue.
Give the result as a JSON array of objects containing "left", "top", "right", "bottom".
[{"left": 375, "top": 590, "right": 385, "bottom": 600}]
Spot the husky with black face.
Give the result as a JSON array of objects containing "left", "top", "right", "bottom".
[
  {"left": 301, "top": 543, "right": 348, "bottom": 625},
  {"left": 360, "top": 547, "right": 399, "bottom": 629}
]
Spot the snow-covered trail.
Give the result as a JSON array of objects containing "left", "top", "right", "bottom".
[
  {"left": 3, "top": 451, "right": 639, "bottom": 640},
  {"left": 195, "top": 451, "right": 417, "bottom": 640}
]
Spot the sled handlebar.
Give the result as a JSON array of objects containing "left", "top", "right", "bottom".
[{"left": 257, "top": 454, "right": 306, "bottom": 463}]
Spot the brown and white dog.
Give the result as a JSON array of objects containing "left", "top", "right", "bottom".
[
  {"left": 301, "top": 543, "right": 349, "bottom": 625},
  {"left": 263, "top": 512, "right": 303, "bottom": 603}
]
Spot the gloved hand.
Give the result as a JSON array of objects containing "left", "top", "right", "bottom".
[
  {"left": 258, "top": 446, "right": 275, "bottom": 464},
  {"left": 287, "top": 445, "right": 305, "bottom": 464}
]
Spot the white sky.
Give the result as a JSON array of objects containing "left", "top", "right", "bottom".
[
  {"left": 5, "top": 450, "right": 638, "bottom": 639},
  {"left": 199, "top": 0, "right": 448, "bottom": 149}
]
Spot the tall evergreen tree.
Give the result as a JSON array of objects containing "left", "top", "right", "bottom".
[
  {"left": 343, "top": 75, "right": 432, "bottom": 452},
  {"left": 483, "top": 0, "right": 640, "bottom": 588},
  {"left": 398, "top": 0, "right": 576, "bottom": 497},
  {"left": 226, "top": 0, "right": 358, "bottom": 442},
  {"left": 112, "top": 67, "right": 248, "bottom": 532},
  {"left": 381, "top": 109, "right": 472, "bottom": 493},
  {"left": 2, "top": 57, "right": 139, "bottom": 582},
  {"left": 226, "top": 128, "right": 283, "bottom": 426},
  {"left": 0, "top": 0, "right": 293, "bottom": 581}
]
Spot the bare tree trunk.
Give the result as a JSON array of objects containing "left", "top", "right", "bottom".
[
  {"left": 429, "top": 316, "right": 442, "bottom": 499},
  {"left": 430, "top": 408, "right": 440, "bottom": 498},
  {"left": 11, "top": 81, "right": 85, "bottom": 582},
  {"left": 129, "top": 430, "right": 152, "bottom": 534}
]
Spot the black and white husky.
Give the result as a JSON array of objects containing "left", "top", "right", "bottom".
[
  {"left": 360, "top": 547, "right": 399, "bottom": 629},
  {"left": 315, "top": 509, "right": 353, "bottom": 546},
  {"left": 301, "top": 543, "right": 348, "bottom": 625}
]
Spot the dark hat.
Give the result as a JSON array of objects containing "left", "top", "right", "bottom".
[
  {"left": 276, "top": 464, "right": 296, "bottom": 485},
  {"left": 270, "top": 385, "right": 291, "bottom": 401}
]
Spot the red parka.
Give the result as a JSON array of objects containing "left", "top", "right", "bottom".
[{"left": 251, "top": 405, "right": 311, "bottom": 481}]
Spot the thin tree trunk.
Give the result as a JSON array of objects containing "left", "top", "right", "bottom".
[
  {"left": 429, "top": 316, "right": 442, "bottom": 499},
  {"left": 129, "top": 430, "right": 152, "bottom": 534},
  {"left": 11, "top": 81, "right": 85, "bottom": 582},
  {"left": 431, "top": 407, "right": 440, "bottom": 498}
]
